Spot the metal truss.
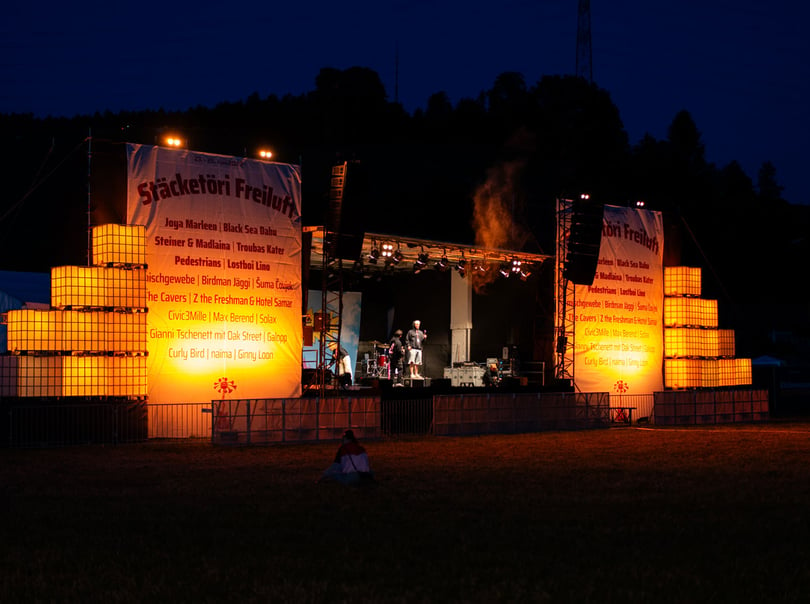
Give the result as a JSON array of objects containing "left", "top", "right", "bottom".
[{"left": 554, "top": 198, "right": 575, "bottom": 384}]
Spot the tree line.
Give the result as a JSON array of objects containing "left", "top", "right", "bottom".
[{"left": 1, "top": 66, "right": 807, "bottom": 353}]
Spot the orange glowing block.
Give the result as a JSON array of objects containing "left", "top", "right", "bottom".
[
  {"left": 664, "top": 266, "right": 702, "bottom": 297},
  {"left": 92, "top": 224, "right": 146, "bottom": 266}
]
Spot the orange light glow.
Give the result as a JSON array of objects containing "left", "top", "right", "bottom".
[
  {"left": 664, "top": 297, "right": 718, "bottom": 328},
  {"left": 664, "top": 358, "right": 752, "bottom": 389},
  {"left": 92, "top": 224, "right": 146, "bottom": 265},
  {"left": 664, "top": 266, "right": 702, "bottom": 297}
]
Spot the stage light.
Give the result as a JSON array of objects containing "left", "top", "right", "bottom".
[
  {"left": 456, "top": 257, "right": 467, "bottom": 278},
  {"left": 635, "top": 200, "right": 645, "bottom": 208},
  {"left": 258, "top": 149, "right": 273, "bottom": 160},
  {"left": 498, "top": 263, "right": 511, "bottom": 278},
  {"left": 519, "top": 269, "right": 531, "bottom": 281},
  {"left": 391, "top": 248, "right": 403, "bottom": 265},
  {"left": 510, "top": 258, "right": 522, "bottom": 274},
  {"left": 382, "top": 242, "right": 395, "bottom": 265},
  {"left": 473, "top": 260, "right": 488, "bottom": 273},
  {"left": 368, "top": 242, "right": 380, "bottom": 264},
  {"left": 413, "top": 252, "right": 429, "bottom": 274},
  {"left": 164, "top": 136, "right": 184, "bottom": 148},
  {"left": 435, "top": 253, "right": 449, "bottom": 271}
]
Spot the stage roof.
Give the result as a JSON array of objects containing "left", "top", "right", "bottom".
[{"left": 306, "top": 228, "right": 553, "bottom": 276}]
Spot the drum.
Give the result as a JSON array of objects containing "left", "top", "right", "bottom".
[{"left": 376, "top": 348, "right": 389, "bottom": 377}]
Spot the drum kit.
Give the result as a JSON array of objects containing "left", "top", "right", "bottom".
[{"left": 362, "top": 340, "right": 391, "bottom": 379}]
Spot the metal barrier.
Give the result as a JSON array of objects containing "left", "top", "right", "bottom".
[
  {"left": 608, "top": 394, "right": 655, "bottom": 424},
  {"left": 381, "top": 397, "right": 433, "bottom": 436},
  {"left": 433, "top": 391, "right": 610, "bottom": 436},
  {"left": 1, "top": 399, "right": 148, "bottom": 448},
  {"left": 653, "top": 389, "right": 769, "bottom": 425},
  {"left": 211, "top": 396, "right": 381, "bottom": 444},
  {"left": 1, "top": 390, "right": 668, "bottom": 448},
  {"left": 148, "top": 402, "right": 212, "bottom": 440}
]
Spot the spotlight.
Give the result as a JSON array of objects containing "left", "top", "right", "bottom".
[
  {"left": 498, "top": 263, "right": 511, "bottom": 278},
  {"left": 382, "top": 242, "right": 395, "bottom": 266},
  {"left": 392, "top": 248, "right": 403, "bottom": 265},
  {"left": 519, "top": 269, "right": 532, "bottom": 281},
  {"left": 164, "top": 135, "right": 184, "bottom": 148},
  {"left": 455, "top": 258, "right": 467, "bottom": 278},
  {"left": 510, "top": 259, "right": 522, "bottom": 274},
  {"left": 413, "top": 252, "right": 429, "bottom": 274},
  {"left": 435, "top": 253, "right": 449, "bottom": 271},
  {"left": 473, "top": 261, "right": 488, "bottom": 273},
  {"left": 368, "top": 244, "right": 380, "bottom": 264}
]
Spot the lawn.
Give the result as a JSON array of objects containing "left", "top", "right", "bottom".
[{"left": 2, "top": 423, "right": 810, "bottom": 603}]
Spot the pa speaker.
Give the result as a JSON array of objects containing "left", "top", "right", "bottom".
[{"left": 564, "top": 202, "right": 603, "bottom": 285}]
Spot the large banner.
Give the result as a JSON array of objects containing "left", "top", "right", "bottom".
[
  {"left": 574, "top": 205, "right": 664, "bottom": 395},
  {"left": 126, "top": 144, "right": 302, "bottom": 405}
]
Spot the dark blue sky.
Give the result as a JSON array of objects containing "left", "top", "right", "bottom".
[{"left": 2, "top": 1, "right": 807, "bottom": 204}]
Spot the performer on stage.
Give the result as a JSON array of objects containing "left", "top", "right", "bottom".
[
  {"left": 329, "top": 342, "right": 353, "bottom": 389},
  {"left": 406, "top": 320, "right": 427, "bottom": 379},
  {"left": 389, "top": 329, "right": 405, "bottom": 386}
]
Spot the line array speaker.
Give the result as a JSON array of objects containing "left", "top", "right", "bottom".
[{"left": 564, "top": 202, "right": 603, "bottom": 285}]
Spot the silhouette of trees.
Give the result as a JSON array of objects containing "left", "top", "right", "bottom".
[{"left": 1, "top": 65, "right": 807, "bottom": 353}]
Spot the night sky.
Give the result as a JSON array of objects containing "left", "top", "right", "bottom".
[{"left": 3, "top": 1, "right": 807, "bottom": 204}]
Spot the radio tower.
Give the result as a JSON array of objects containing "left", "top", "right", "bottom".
[{"left": 576, "top": 0, "right": 593, "bottom": 82}]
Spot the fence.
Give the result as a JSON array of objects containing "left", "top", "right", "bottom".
[
  {"left": 653, "top": 389, "right": 769, "bottom": 425},
  {"left": 381, "top": 397, "right": 433, "bottom": 436},
  {"left": 211, "top": 396, "right": 381, "bottom": 444},
  {"left": 0, "top": 388, "right": 771, "bottom": 447},
  {"left": 608, "top": 394, "right": 655, "bottom": 424},
  {"left": 1, "top": 399, "right": 148, "bottom": 447},
  {"left": 433, "top": 391, "right": 610, "bottom": 436}
]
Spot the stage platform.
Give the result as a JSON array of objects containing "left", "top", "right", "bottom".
[{"left": 302, "top": 376, "right": 571, "bottom": 400}]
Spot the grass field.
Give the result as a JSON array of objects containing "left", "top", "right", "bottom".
[{"left": 3, "top": 423, "right": 810, "bottom": 603}]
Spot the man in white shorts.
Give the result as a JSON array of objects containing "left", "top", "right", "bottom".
[{"left": 405, "top": 320, "right": 427, "bottom": 379}]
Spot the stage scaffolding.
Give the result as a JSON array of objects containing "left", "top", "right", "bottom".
[
  {"left": 305, "top": 162, "right": 347, "bottom": 397},
  {"left": 555, "top": 198, "right": 575, "bottom": 384}
]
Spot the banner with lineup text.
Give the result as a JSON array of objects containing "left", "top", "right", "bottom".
[
  {"left": 126, "top": 144, "right": 302, "bottom": 410},
  {"left": 573, "top": 204, "right": 664, "bottom": 395}
]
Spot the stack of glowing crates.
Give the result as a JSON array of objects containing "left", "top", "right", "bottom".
[
  {"left": 1, "top": 225, "right": 147, "bottom": 398},
  {"left": 663, "top": 266, "right": 751, "bottom": 389}
]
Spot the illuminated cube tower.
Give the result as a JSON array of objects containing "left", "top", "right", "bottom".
[
  {"left": 0, "top": 225, "right": 147, "bottom": 398},
  {"left": 663, "top": 267, "right": 751, "bottom": 389}
]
